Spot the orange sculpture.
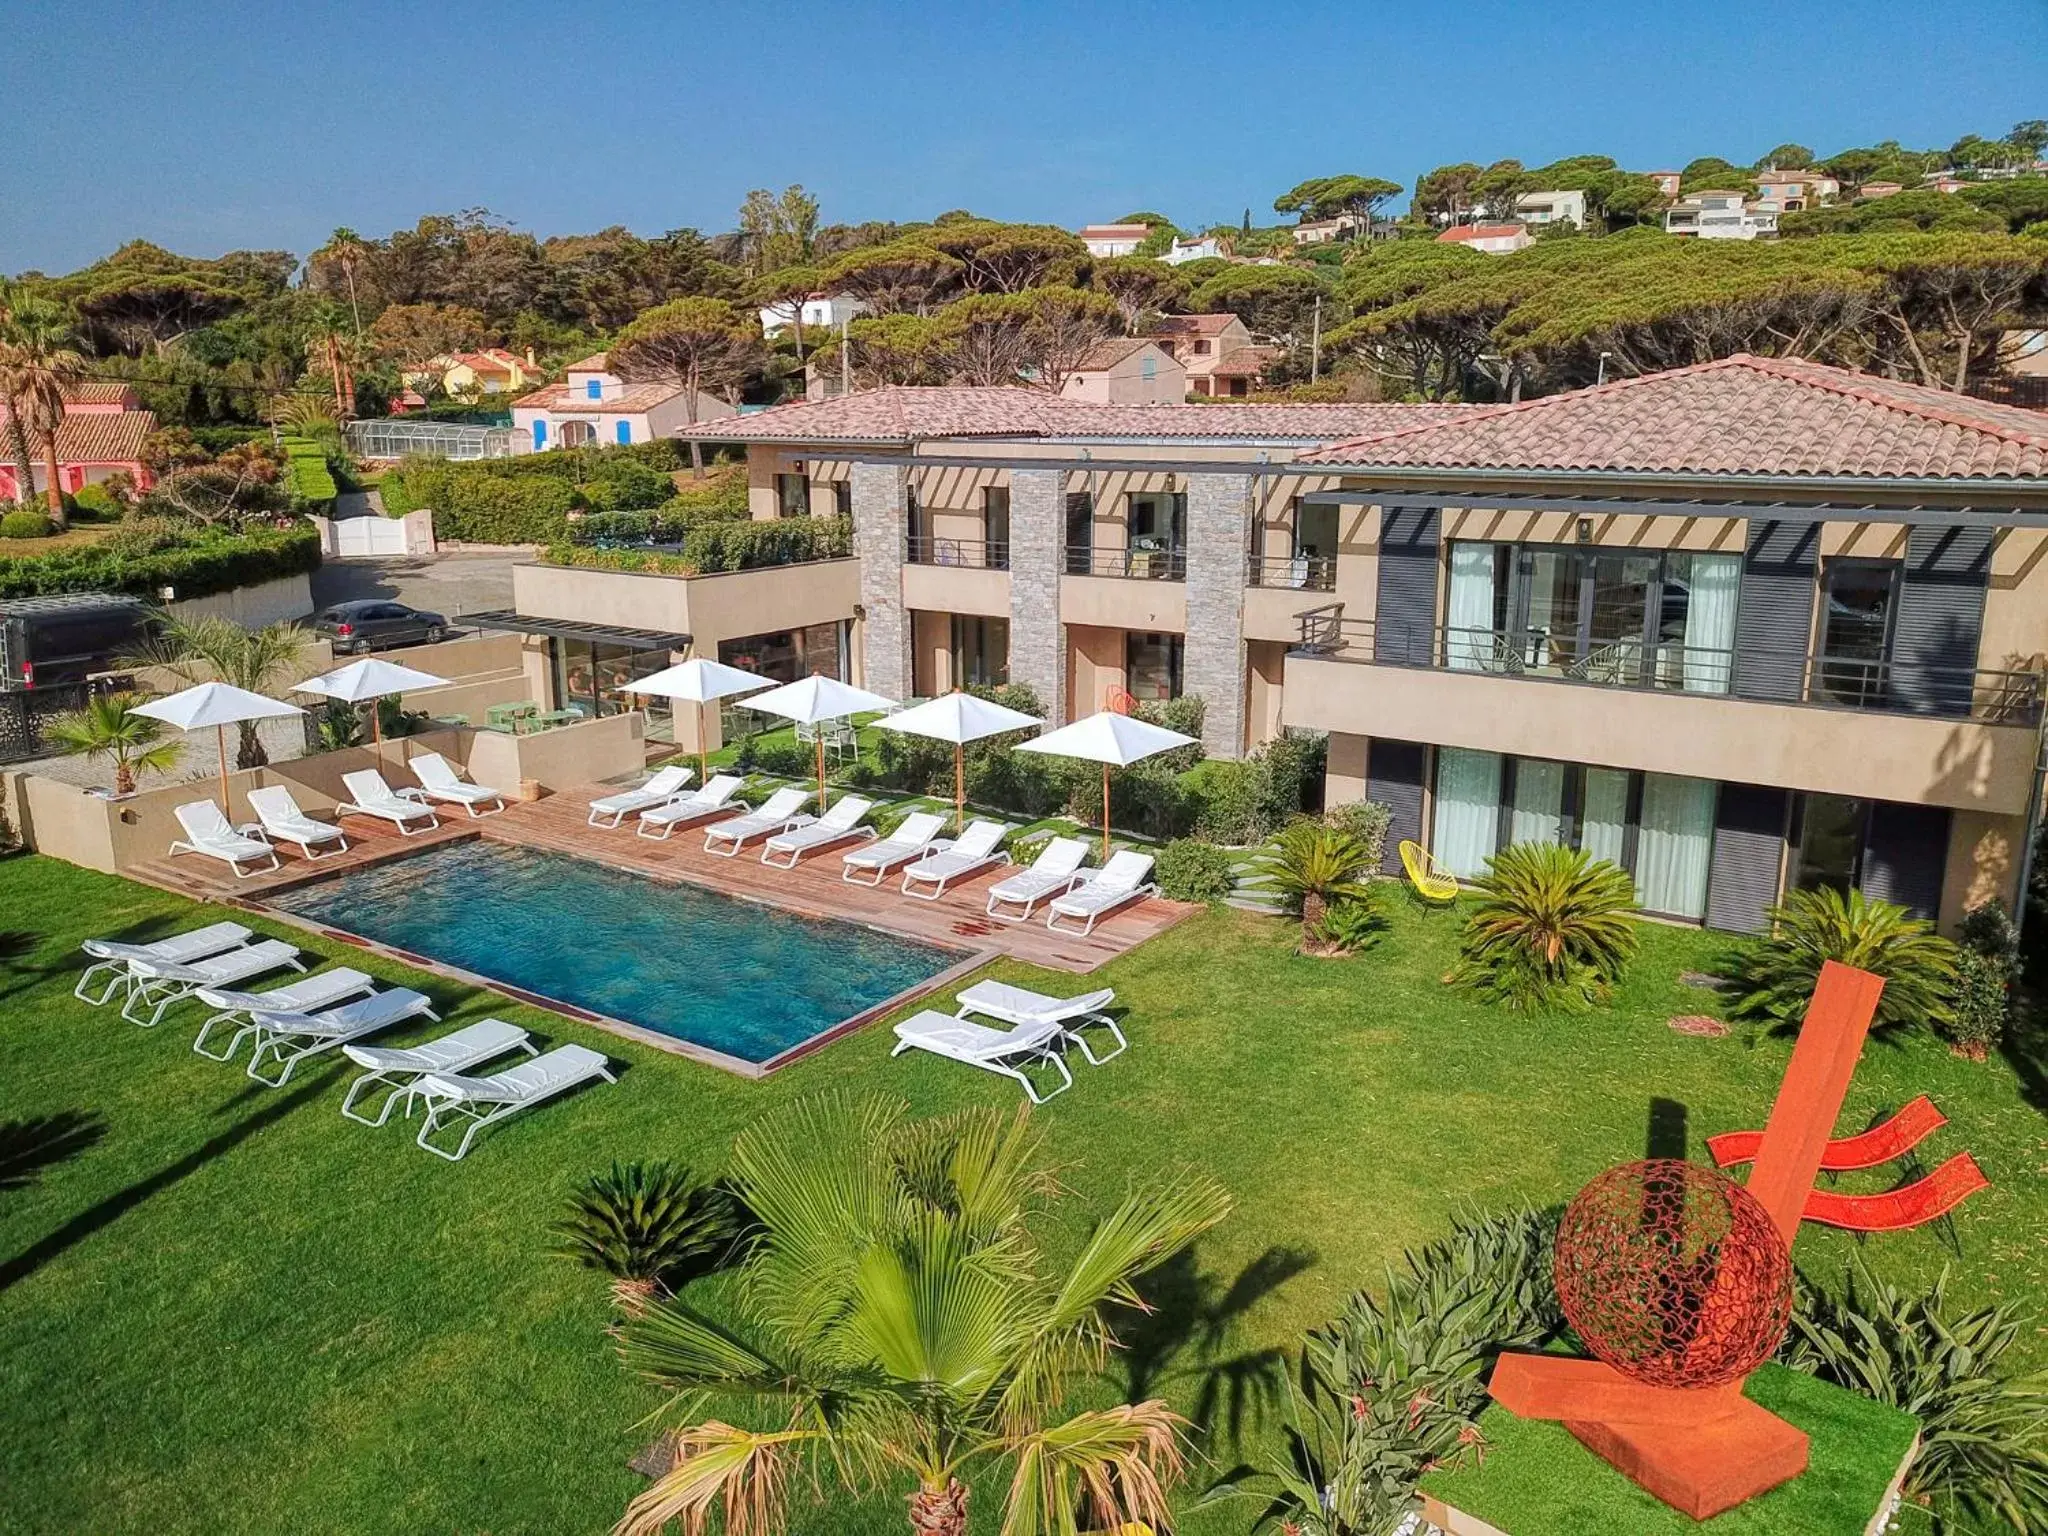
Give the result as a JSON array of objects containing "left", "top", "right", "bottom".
[{"left": 1490, "top": 959, "right": 1990, "bottom": 1520}]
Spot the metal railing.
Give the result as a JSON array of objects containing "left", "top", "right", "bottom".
[
  {"left": 1246, "top": 552, "right": 1336, "bottom": 591},
  {"left": 1291, "top": 607, "right": 2045, "bottom": 726},
  {"left": 1063, "top": 545, "right": 1187, "bottom": 581},
  {"left": 906, "top": 535, "right": 1009, "bottom": 570}
]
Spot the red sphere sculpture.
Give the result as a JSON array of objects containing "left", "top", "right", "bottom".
[{"left": 1554, "top": 1159, "right": 1793, "bottom": 1389}]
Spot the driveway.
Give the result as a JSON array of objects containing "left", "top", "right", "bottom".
[{"left": 310, "top": 550, "right": 526, "bottom": 621}]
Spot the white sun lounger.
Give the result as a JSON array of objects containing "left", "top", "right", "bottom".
[
  {"left": 889, "top": 1011, "right": 1072, "bottom": 1104},
  {"left": 77, "top": 920, "right": 252, "bottom": 1005},
  {"left": 191, "top": 967, "right": 377, "bottom": 1060},
  {"left": 337, "top": 770, "right": 441, "bottom": 834},
  {"left": 983, "top": 837, "right": 1091, "bottom": 922},
  {"left": 169, "top": 800, "right": 280, "bottom": 879},
  {"left": 1045, "top": 851, "right": 1159, "bottom": 937},
  {"left": 636, "top": 775, "right": 743, "bottom": 840},
  {"left": 411, "top": 1043, "right": 616, "bottom": 1161},
  {"left": 840, "top": 811, "right": 947, "bottom": 886},
  {"left": 245, "top": 785, "right": 349, "bottom": 859},
  {"left": 587, "top": 765, "right": 693, "bottom": 828},
  {"left": 339, "top": 1018, "right": 537, "bottom": 1126},
  {"left": 703, "top": 787, "right": 812, "bottom": 857},
  {"left": 954, "top": 979, "right": 1126, "bottom": 1064},
  {"left": 410, "top": 752, "right": 507, "bottom": 817},
  {"left": 241, "top": 986, "right": 441, "bottom": 1087},
  {"left": 901, "top": 820, "right": 1011, "bottom": 900},
  {"left": 761, "top": 794, "right": 874, "bottom": 867},
  {"left": 120, "top": 939, "right": 306, "bottom": 1028}
]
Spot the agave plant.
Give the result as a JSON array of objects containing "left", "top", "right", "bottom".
[
  {"left": 613, "top": 1092, "right": 1231, "bottom": 1536},
  {"left": 1453, "top": 842, "right": 1639, "bottom": 1011},
  {"left": 1729, "top": 886, "right": 1958, "bottom": 1034},
  {"left": 551, "top": 1160, "right": 744, "bottom": 1311},
  {"left": 43, "top": 691, "right": 183, "bottom": 795},
  {"left": 1254, "top": 819, "right": 1379, "bottom": 942},
  {"left": 1784, "top": 1259, "right": 2048, "bottom": 1530}
]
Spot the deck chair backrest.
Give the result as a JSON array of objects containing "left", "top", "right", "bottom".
[
  {"left": 1097, "top": 850, "right": 1155, "bottom": 891},
  {"left": 343, "top": 769, "right": 398, "bottom": 805},
  {"left": 246, "top": 786, "right": 301, "bottom": 824},
  {"left": 698, "top": 774, "right": 742, "bottom": 803},
  {"left": 175, "top": 800, "right": 234, "bottom": 844},
  {"left": 955, "top": 820, "right": 1007, "bottom": 857},
  {"left": 821, "top": 795, "right": 873, "bottom": 828},
  {"left": 643, "top": 765, "right": 691, "bottom": 796},
  {"left": 1033, "top": 837, "right": 1090, "bottom": 877},
  {"left": 411, "top": 752, "right": 461, "bottom": 789},
  {"left": 888, "top": 812, "right": 946, "bottom": 846},
  {"left": 754, "top": 787, "right": 810, "bottom": 820}
]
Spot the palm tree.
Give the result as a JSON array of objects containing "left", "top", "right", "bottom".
[
  {"left": 615, "top": 1092, "right": 1231, "bottom": 1536},
  {"left": 128, "top": 615, "right": 311, "bottom": 769},
  {"left": 44, "top": 692, "right": 184, "bottom": 796},
  {"left": 0, "top": 282, "right": 41, "bottom": 501},
  {"left": 1253, "top": 818, "right": 1378, "bottom": 941},
  {"left": 0, "top": 288, "right": 84, "bottom": 525},
  {"left": 322, "top": 228, "right": 368, "bottom": 341}
]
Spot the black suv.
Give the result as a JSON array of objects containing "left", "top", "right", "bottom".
[{"left": 313, "top": 600, "right": 449, "bottom": 654}]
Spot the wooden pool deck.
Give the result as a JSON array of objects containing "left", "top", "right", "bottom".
[{"left": 129, "top": 784, "right": 1196, "bottom": 976}]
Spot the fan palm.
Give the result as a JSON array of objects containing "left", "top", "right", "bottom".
[
  {"left": 0, "top": 288, "right": 85, "bottom": 526},
  {"left": 1454, "top": 842, "right": 1639, "bottom": 1011},
  {"left": 1729, "top": 885, "right": 1958, "bottom": 1033},
  {"left": 127, "top": 614, "right": 312, "bottom": 769},
  {"left": 1252, "top": 819, "right": 1378, "bottom": 941},
  {"left": 614, "top": 1092, "right": 1231, "bottom": 1536},
  {"left": 43, "top": 692, "right": 183, "bottom": 795}
]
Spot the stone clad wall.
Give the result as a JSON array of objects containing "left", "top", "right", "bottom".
[
  {"left": 852, "top": 461, "right": 910, "bottom": 698},
  {"left": 1008, "top": 467, "right": 1066, "bottom": 721},
  {"left": 1184, "top": 473, "right": 1252, "bottom": 757}
]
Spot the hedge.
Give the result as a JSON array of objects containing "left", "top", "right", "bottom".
[
  {"left": 683, "top": 515, "right": 851, "bottom": 572},
  {"left": 279, "top": 437, "right": 339, "bottom": 505},
  {"left": 0, "top": 520, "right": 322, "bottom": 600}
]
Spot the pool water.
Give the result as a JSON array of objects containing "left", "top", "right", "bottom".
[{"left": 266, "top": 841, "right": 960, "bottom": 1065}]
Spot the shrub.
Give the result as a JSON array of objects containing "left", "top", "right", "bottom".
[
  {"left": 1948, "top": 898, "right": 2020, "bottom": 1060},
  {"left": 1315, "top": 893, "right": 1388, "bottom": 954},
  {"left": 1253, "top": 818, "right": 1379, "bottom": 942},
  {"left": 431, "top": 471, "right": 581, "bottom": 544},
  {"left": 1785, "top": 1259, "right": 2048, "bottom": 1531},
  {"left": 0, "top": 510, "right": 54, "bottom": 539},
  {"left": 1133, "top": 694, "right": 1205, "bottom": 771},
  {"left": 0, "top": 520, "right": 321, "bottom": 600},
  {"left": 872, "top": 727, "right": 953, "bottom": 794},
  {"left": 1156, "top": 838, "right": 1235, "bottom": 903},
  {"left": 68, "top": 483, "right": 123, "bottom": 521},
  {"left": 1454, "top": 842, "right": 1639, "bottom": 1012},
  {"left": 581, "top": 459, "right": 672, "bottom": 513},
  {"left": 1324, "top": 798, "right": 1393, "bottom": 872},
  {"left": 681, "top": 514, "right": 852, "bottom": 572},
  {"left": 1728, "top": 887, "right": 1959, "bottom": 1035},
  {"left": 966, "top": 744, "right": 1072, "bottom": 819},
  {"left": 747, "top": 736, "right": 815, "bottom": 778},
  {"left": 550, "top": 1160, "right": 746, "bottom": 1306},
  {"left": 1064, "top": 759, "right": 1198, "bottom": 841}
]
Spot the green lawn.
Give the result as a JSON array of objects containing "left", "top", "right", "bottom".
[{"left": 1, "top": 852, "right": 2043, "bottom": 1535}]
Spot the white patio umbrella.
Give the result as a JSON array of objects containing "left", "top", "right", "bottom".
[
  {"left": 872, "top": 689, "right": 1042, "bottom": 832},
  {"left": 742, "top": 674, "right": 898, "bottom": 813},
  {"left": 293, "top": 657, "right": 449, "bottom": 745},
  {"left": 131, "top": 682, "right": 305, "bottom": 818},
  {"left": 620, "top": 657, "right": 776, "bottom": 782},
  {"left": 1016, "top": 709, "right": 1197, "bottom": 862}
]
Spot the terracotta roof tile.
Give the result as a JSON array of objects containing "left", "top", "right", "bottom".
[
  {"left": 1299, "top": 355, "right": 2048, "bottom": 482},
  {"left": 1149, "top": 314, "right": 1238, "bottom": 338},
  {"left": 1074, "top": 337, "right": 1160, "bottom": 371},
  {"left": 675, "top": 386, "right": 1465, "bottom": 444},
  {"left": 1207, "top": 346, "right": 1280, "bottom": 378},
  {"left": 563, "top": 352, "right": 609, "bottom": 373},
  {"left": 65, "top": 382, "right": 137, "bottom": 406},
  {"left": 1436, "top": 224, "right": 1527, "bottom": 242},
  {"left": 53, "top": 409, "right": 155, "bottom": 464},
  {"left": 514, "top": 378, "right": 691, "bottom": 413}
]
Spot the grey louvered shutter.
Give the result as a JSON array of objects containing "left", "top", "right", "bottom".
[
  {"left": 1861, "top": 801, "right": 1950, "bottom": 921},
  {"left": 1891, "top": 526, "right": 1993, "bottom": 717},
  {"left": 1733, "top": 520, "right": 1818, "bottom": 701},
  {"left": 1366, "top": 739, "right": 1427, "bottom": 874},
  {"left": 1374, "top": 507, "right": 1439, "bottom": 667},
  {"left": 1705, "top": 783, "right": 1787, "bottom": 933}
]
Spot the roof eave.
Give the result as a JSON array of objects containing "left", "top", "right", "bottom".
[{"left": 1306, "top": 462, "right": 2048, "bottom": 507}]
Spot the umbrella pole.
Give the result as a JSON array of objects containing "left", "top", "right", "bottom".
[
  {"left": 370, "top": 699, "right": 381, "bottom": 746},
  {"left": 698, "top": 699, "right": 710, "bottom": 785},
  {"left": 955, "top": 742, "right": 965, "bottom": 833},
  {"left": 815, "top": 732, "right": 828, "bottom": 814},
  {"left": 217, "top": 723, "right": 231, "bottom": 818},
  {"left": 1101, "top": 759, "right": 1112, "bottom": 863}
]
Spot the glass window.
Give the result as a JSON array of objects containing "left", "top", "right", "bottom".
[
  {"left": 1660, "top": 552, "right": 1740, "bottom": 693},
  {"left": 951, "top": 616, "right": 1009, "bottom": 687},
  {"left": 1125, "top": 632, "right": 1183, "bottom": 701},
  {"left": 1064, "top": 491, "right": 1094, "bottom": 573},
  {"left": 1446, "top": 542, "right": 1508, "bottom": 671},
  {"left": 775, "top": 472, "right": 809, "bottom": 519},
  {"left": 553, "top": 641, "right": 668, "bottom": 719},
  {"left": 1636, "top": 774, "right": 1715, "bottom": 919},
  {"left": 982, "top": 487, "right": 1011, "bottom": 567},
  {"left": 1794, "top": 793, "right": 1867, "bottom": 896},
  {"left": 1509, "top": 758, "right": 1568, "bottom": 847},
  {"left": 1433, "top": 747, "right": 1503, "bottom": 877},
  {"left": 1816, "top": 561, "right": 1899, "bottom": 708},
  {"left": 1581, "top": 768, "right": 1631, "bottom": 867},
  {"left": 832, "top": 481, "right": 853, "bottom": 518}
]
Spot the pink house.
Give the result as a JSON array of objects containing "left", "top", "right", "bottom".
[{"left": 0, "top": 383, "right": 157, "bottom": 503}]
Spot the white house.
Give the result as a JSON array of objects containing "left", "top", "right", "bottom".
[
  {"left": 1161, "top": 235, "right": 1222, "bottom": 265},
  {"left": 1435, "top": 222, "right": 1534, "bottom": 255},
  {"left": 1664, "top": 192, "right": 1778, "bottom": 240},
  {"left": 1514, "top": 189, "right": 1589, "bottom": 227},
  {"left": 512, "top": 352, "right": 736, "bottom": 452},
  {"left": 758, "top": 293, "right": 869, "bottom": 338},
  {"left": 1077, "top": 224, "right": 1151, "bottom": 258}
]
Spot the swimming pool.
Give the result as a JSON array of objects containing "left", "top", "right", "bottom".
[{"left": 265, "top": 840, "right": 964, "bottom": 1068}]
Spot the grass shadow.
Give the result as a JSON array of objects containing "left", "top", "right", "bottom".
[{"left": 0, "top": 1110, "right": 108, "bottom": 1193}]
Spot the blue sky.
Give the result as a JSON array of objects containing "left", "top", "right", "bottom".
[{"left": 5, "top": 0, "right": 2043, "bottom": 274}]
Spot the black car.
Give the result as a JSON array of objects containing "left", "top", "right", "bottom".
[{"left": 314, "top": 600, "right": 449, "bottom": 654}]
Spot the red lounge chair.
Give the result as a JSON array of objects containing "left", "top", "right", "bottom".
[
  {"left": 1708, "top": 1094, "right": 1947, "bottom": 1172},
  {"left": 1799, "top": 1152, "right": 1990, "bottom": 1231}
]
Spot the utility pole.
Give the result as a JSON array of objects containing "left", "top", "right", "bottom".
[{"left": 1311, "top": 294, "right": 1323, "bottom": 383}]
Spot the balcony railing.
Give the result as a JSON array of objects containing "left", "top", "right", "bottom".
[
  {"left": 1246, "top": 552, "right": 1336, "bottom": 591},
  {"left": 1064, "top": 545, "right": 1186, "bottom": 581},
  {"left": 1292, "top": 606, "right": 2045, "bottom": 726},
  {"left": 907, "top": 535, "right": 1009, "bottom": 570}
]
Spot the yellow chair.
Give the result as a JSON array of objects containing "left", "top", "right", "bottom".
[{"left": 1399, "top": 839, "right": 1459, "bottom": 903}]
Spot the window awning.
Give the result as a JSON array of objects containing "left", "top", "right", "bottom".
[{"left": 460, "top": 610, "right": 691, "bottom": 652}]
